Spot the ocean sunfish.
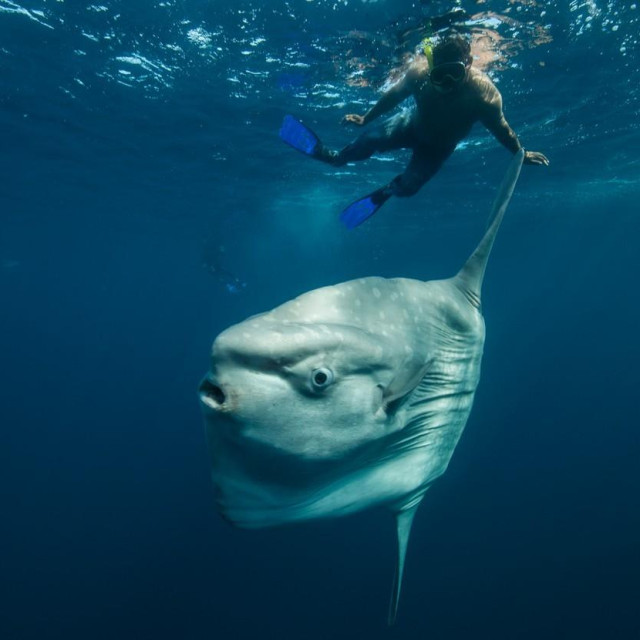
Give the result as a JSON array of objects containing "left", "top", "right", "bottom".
[{"left": 200, "top": 151, "right": 524, "bottom": 623}]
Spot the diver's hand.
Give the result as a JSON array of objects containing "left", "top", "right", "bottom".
[
  {"left": 523, "top": 150, "right": 550, "bottom": 166},
  {"left": 342, "top": 113, "right": 366, "bottom": 126}
]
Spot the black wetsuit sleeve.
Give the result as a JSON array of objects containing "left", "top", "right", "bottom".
[{"left": 480, "top": 89, "right": 522, "bottom": 154}]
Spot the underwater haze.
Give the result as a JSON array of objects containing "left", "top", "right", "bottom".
[{"left": 1, "top": 1, "right": 639, "bottom": 639}]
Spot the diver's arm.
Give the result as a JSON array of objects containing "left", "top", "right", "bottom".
[
  {"left": 480, "top": 89, "right": 522, "bottom": 153},
  {"left": 480, "top": 86, "right": 549, "bottom": 166},
  {"left": 343, "top": 67, "right": 420, "bottom": 126}
]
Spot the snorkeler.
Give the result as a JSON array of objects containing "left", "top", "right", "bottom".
[{"left": 280, "top": 33, "right": 549, "bottom": 228}]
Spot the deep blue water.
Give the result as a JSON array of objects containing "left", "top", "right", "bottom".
[{"left": 1, "top": 1, "right": 639, "bottom": 639}]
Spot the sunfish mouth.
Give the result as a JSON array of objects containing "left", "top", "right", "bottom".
[{"left": 199, "top": 376, "right": 227, "bottom": 410}]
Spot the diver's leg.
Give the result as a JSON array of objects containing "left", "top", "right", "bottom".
[
  {"left": 348, "top": 149, "right": 451, "bottom": 210},
  {"left": 341, "top": 149, "right": 446, "bottom": 224},
  {"left": 387, "top": 149, "right": 448, "bottom": 197},
  {"left": 318, "top": 113, "right": 412, "bottom": 166},
  {"left": 339, "top": 149, "right": 447, "bottom": 228}
]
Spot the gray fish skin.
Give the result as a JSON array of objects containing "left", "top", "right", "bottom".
[
  {"left": 202, "top": 276, "right": 482, "bottom": 526},
  {"left": 200, "top": 150, "right": 524, "bottom": 623}
]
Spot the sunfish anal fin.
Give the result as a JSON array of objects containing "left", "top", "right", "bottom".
[{"left": 387, "top": 500, "right": 421, "bottom": 626}]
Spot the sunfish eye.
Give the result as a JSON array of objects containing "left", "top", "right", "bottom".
[{"left": 310, "top": 367, "right": 334, "bottom": 391}]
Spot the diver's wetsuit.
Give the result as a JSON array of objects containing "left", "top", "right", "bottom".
[{"left": 320, "top": 111, "right": 455, "bottom": 197}]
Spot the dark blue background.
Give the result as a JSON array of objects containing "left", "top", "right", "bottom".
[{"left": 1, "top": 1, "right": 639, "bottom": 638}]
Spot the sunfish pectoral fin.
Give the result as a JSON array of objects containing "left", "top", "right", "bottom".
[
  {"left": 382, "top": 359, "right": 434, "bottom": 414},
  {"left": 455, "top": 149, "right": 524, "bottom": 306},
  {"left": 387, "top": 499, "right": 422, "bottom": 625}
]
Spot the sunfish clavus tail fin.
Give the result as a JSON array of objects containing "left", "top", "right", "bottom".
[
  {"left": 455, "top": 149, "right": 524, "bottom": 307},
  {"left": 387, "top": 503, "right": 419, "bottom": 626}
]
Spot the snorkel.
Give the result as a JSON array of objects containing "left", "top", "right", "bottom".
[{"left": 421, "top": 37, "right": 435, "bottom": 69}]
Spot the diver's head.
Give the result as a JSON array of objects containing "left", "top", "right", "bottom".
[{"left": 430, "top": 33, "right": 472, "bottom": 94}]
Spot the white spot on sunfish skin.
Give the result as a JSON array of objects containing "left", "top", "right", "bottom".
[{"left": 373, "top": 288, "right": 382, "bottom": 299}]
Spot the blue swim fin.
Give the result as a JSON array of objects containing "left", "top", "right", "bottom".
[
  {"left": 340, "top": 187, "right": 392, "bottom": 229},
  {"left": 279, "top": 115, "right": 321, "bottom": 156}
]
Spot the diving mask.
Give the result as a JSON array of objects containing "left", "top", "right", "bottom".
[{"left": 430, "top": 61, "right": 467, "bottom": 89}]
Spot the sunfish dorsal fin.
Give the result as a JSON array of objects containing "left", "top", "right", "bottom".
[
  {"left": 387, "top": 501, "right": 420, "bottom": 626},
  {"left": 455, "top": 149, "right": 524, "bottom": 307}
]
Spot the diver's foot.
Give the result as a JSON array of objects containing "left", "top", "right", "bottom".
[
  {"left": 279, "top": 115, "right": 343, "bottom": 165},
  {"left": 313, "top": 145, "right": 340, "bottom": 165},
  {"left": 339, "top": 185, "right": 393, "bottom": 229},
  {"left": 372, "top": 184, "right": 394, "bottom": 203}
]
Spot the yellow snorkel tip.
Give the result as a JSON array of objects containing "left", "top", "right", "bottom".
[{"left": 421, "top": 38, "right": 434, "bottom": 69}]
